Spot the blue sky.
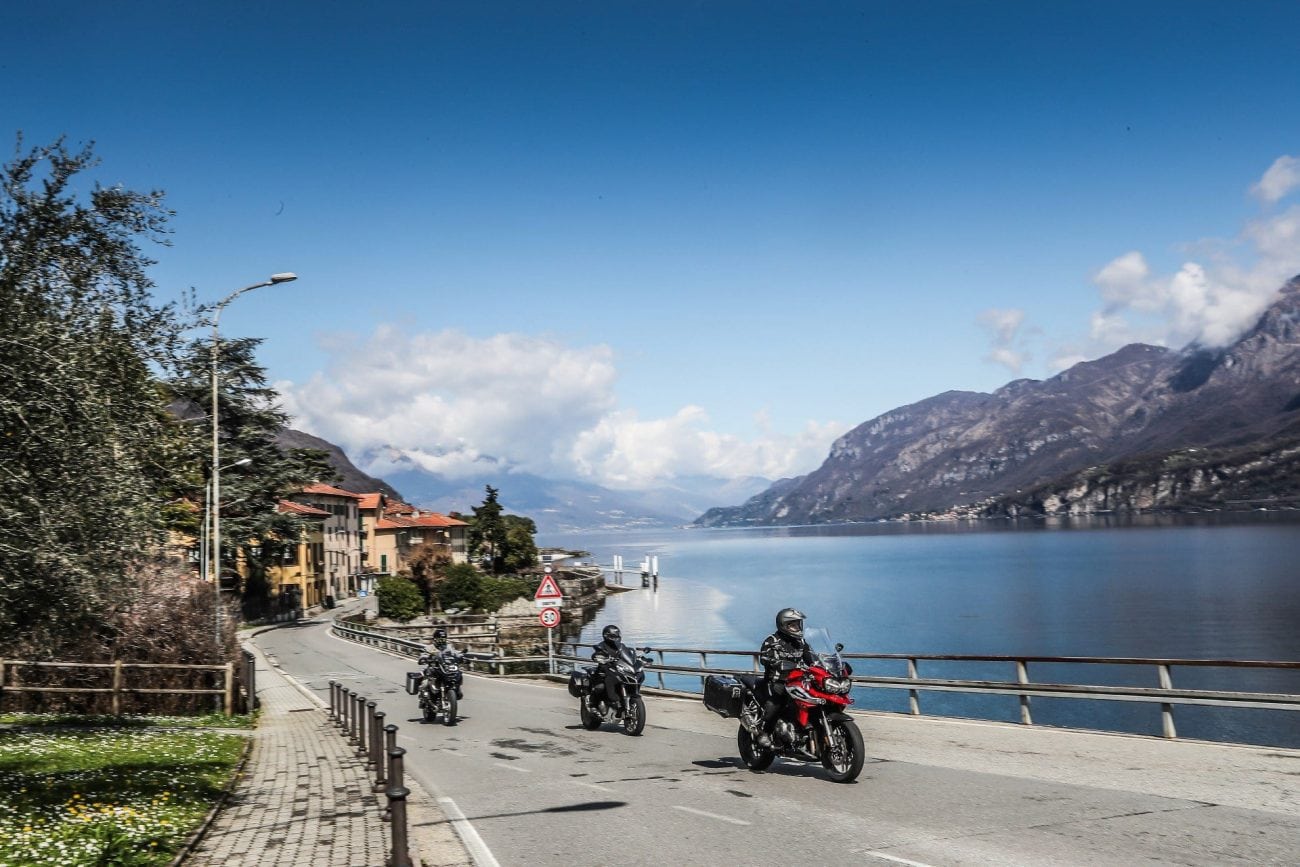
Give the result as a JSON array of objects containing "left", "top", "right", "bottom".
[{"left": 6, "top": 1, "right": 1300, "bottom": 491}]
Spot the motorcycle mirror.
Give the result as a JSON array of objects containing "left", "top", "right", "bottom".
[{"left": 835, "top": 642, "right": 844, "bottom": 652}]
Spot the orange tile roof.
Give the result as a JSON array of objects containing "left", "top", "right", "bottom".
[
  {"left": 373, "top": 511, "right": 467, "bottom": 530},
  {"left": 278, "top": 500, "right": 330, "bottom": 517},
  {"left": 302, "top": 482, "right": 363, "bottom": 498},
  {"left": 357, "top": 492, "right": 384, "bottom": 510}
]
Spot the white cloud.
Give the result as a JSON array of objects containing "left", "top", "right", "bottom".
[
  {"left": 979, "top": 308, "right": 1028, "bottom": 374},
  {"left": 279, "top": 326, "right": 842, "bottom": 489},
  {"left": 1072, "top": 156, "right": 1300, "bottom": 360},
  {"left": 1251, "top": 155, "right": 1300, "bottom": 204}
]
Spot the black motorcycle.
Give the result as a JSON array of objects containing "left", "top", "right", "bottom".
[
  {"left": 568, "top": 644, "right": 653, "bottom": 735},
  {"left": 410, "top": 647, "right": 464, "bottom": 726}
]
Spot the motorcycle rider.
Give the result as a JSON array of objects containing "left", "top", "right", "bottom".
[
  {"left": 755, "top": 607, "right": 815, "bottom": 749},
  {"left": 427, "top": 626, "right": 464, "bottom": 700},
  {"left": 590, "top": 624, "right": 629, "bottom": 710}
]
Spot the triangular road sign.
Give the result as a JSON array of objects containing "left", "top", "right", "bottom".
[{"left": 534, "top": 574, "right": 562, "bottom": 599}]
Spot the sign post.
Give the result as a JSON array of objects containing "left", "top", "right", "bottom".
[{"left": 535, "top": 576, "right": 564, "bottom": 674}]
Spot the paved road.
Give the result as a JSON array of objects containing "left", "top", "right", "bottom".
[{"left": 256, "top": 617, "right": 1300, "bottom": 866}]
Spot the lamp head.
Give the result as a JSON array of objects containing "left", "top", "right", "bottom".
[{"left": 270, "top": 272, "right": 298, "bottom": 284}]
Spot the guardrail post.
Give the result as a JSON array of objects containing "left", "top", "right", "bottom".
[
  {"left": 907, "top": 658, "right": 921, "bottom": 716},
  {"left": 656, "top": 650, "right": 665, "bottom": 690},
  {"left": 1016, "top": 660, "right": 1033, "bottom": 725},
  {"left": 699, "top": 652, "right": 708, "bottom": 690},
  {"left": 1158, "top": 664, "right": 1177, "bottom": 738}
]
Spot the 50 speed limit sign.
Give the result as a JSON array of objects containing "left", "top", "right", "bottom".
[{"left": 538, "top": 606, "right": 561, "bottom": 628}]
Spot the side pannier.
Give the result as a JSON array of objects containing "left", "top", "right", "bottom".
[
  {"left": 568, "top": 667, "right": 592, "bottom": 698},
  {"left": 703, "top": 674, "right": 744, "bottom": 718},
  {"left": 405, "top": 671, "right": 425, "bottom": 696}
]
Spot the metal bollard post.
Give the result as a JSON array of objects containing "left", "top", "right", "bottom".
[
  {"left": 382, "top": 727, "right": 401, "bottom": 822},
  {"left": 360, "top": 700, "right": 375, "bottom": 756},
  {"left": 342, "top": 688, "right": 353, "bottom": 733},
  {"left": 382, "top": 779, "right": 413, "bottom": 867},
  {"left": 371, "top": 711, "right": 387, "bottom": 789},
  {"left": 351, "top": 693, "right": 363, "bottom": 743},
  {"left": 328, "top": 680, "right": 337, "bottom": 721}
]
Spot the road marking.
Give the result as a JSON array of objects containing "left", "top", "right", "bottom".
[
  {"left": 438, "top": 796, "right": 501, "bottom": 867},
  {"left": 864, "top": 853, "right": 939, "bottom": 867},
  {"left": 576, "top": 781, "right": 616, "bottom": 793},
  {"left": 671, "top": 805, "right": 751, "bottom": 826},
  {"left": 493, "top": 762, "right": 532, "bottom": 773}
]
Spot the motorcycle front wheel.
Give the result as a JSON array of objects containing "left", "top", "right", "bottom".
[
  {"left": 621, "top": 696, "right": 646, "bottom": 736},
  {"left": 579, "top": 697, "right": 602, "bottom": 730},
  {"left": 737, "top": 726, "right": 775, "bottom": 771},
  {"left": 442, "top": 694, "right": 458, "bottom": 726},
  {"left": 821, "top": 718, "right": 865, "bottom": 783},
  {"left": 421, "top": 698, "right": 436, "bottom": 723}
]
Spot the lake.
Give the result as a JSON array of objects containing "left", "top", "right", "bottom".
[{"left": 539, "top": 514, "right": 1300, "bottom": 746}]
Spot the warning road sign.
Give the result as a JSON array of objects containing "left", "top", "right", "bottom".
[
  {"left": 539, "top": 607, "right": 561, "bottom": 628},
  {"left": 534, "top": 574, "right": 562, "bottom": 599}
]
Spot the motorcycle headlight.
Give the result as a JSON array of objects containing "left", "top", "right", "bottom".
[
  {"left": 443, "top": 664, "right": 459, "bottom": 673},
  {"left": 823, "top": 677, "right": 852, "bottom": 695}
]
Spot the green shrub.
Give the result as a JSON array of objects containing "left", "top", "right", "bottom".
[
  {"left": 376, "top": 576, "right": 423, "bottom": 622},
  {"left": 440, "top": 564, "right": 483, "bottom": 610},
  {"left": 479, "top": 576, "right": 532, "bottom": 611}
]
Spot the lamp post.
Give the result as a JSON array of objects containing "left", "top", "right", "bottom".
[
  {"left": 209, "top": 273, "right": 297, "bottom": 644},
  {"left": 201, "top": 458, "right": 252, "bottom": 585}
]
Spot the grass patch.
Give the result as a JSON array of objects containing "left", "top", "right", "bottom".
[
  {"left": 0, "top": 712, "right": 254, "bottom": 730},
  {"left": 0, "top": 722, "right": 248, "bottom": 866}
]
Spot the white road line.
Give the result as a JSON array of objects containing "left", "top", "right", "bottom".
[
  {"left": 576, "top": 781, "right": 616, "bottom": 793},
  {"left": 438, "top": 796, "right": 502, "bottom": 867},
  {"left": 493, "top": 762, "right": 532, "bottom": 773},
  {"left": 671, "top": 805, "right": 751, "bottom": 826},
  {"left": 863, "top": 852, "right": 939, "bottom": 867}
]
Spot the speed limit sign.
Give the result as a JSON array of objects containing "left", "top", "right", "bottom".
[{"left": 538, "top": 606, "right": 561, "bottom": 628}]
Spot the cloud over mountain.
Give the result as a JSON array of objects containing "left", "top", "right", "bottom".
[{"left": 279, "top": 327, "right": 843, "bottom": 489}]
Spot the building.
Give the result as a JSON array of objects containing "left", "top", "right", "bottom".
[
  {"left": 357, "top": 492, "right": 469, "bottom": 575},
  {"left": 263, "top": 499, "right": 330, "bottom": 610},
  {"left": 293, "top": 483, "right": 364, "bottom": 604}
]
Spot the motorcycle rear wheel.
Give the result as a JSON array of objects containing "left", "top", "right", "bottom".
[
  {"left": 822, "top": 719, "right": 865, "bottom": 783},
  {"left": 579, "top": 697, "right": 602, "bottom": 730},
  {"left": 737, "top": 726, "right": 774, "bottom": 771},
  {"left": 622, "top": 696, "right": 646, "bottom": 736},
  {"left": 443, "top": 694, "right": 458, "bottom": 726}
]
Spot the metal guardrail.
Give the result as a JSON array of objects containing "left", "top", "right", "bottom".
[{"left": 331, "top": 622, "right": 1300, "bottom": 741}]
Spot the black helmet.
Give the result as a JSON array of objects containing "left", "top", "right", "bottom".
[
  {"left": 432, "top": 627, "right": 448, "bottom": 647},
  {"left": 602, "top": 624, "right": 621, "bottom": 645},
  {"left": 776, "top": 608, "right": 805, "bottom": 640}
]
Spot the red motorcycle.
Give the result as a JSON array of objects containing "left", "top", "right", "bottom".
[{"left": 705, "top": 634, "right": 865, "bottom": 783}]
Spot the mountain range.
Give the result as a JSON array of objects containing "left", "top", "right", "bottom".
[{"left": 697, "top": 274, "right": 1300, "bottom": 526}]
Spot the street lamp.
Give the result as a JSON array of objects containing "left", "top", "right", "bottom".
[
  {"left": 200, "top": 458, "right": 252, "bottom": 585},
  {"left": 208, "top": 273, "right": 297, "bottom": 644}
]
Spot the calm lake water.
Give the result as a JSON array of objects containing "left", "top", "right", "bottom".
[{"left": 539, "top": 514, "right": 1300, "bottom": 746}]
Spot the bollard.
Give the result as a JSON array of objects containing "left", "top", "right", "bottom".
[
  {"left": 328, "top": 680, "right": 337, "bottom": 721},
  {"left": 342, "top": 688, "right": 353, "bottom": 734},
  {"left": 371, "top": 711, "right": 387, "bottom": 789},
  {"left": 382, "top": 728, "right": 401, "bottom": 823},
  {"left": 351, "top": 693, "right": 363, "bottom": 744},
  {"left": 361, "top": 700, "right": 376, "bottom": 757},
  {"left": 386, "top": 779, "right": 413, "bottom": 867}
]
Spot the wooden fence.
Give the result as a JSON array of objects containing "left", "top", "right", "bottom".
[{"left": 0, "top": 659, "right": 245, "bottom": 716}]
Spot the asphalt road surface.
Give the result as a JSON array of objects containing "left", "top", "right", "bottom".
[{"left": 255, "top": 618, "right": 1300, "bottom": 867}]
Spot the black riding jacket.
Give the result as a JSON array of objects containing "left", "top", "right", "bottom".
[{"left": 758, "top": 631, "right": 814, "bottom": 682}]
